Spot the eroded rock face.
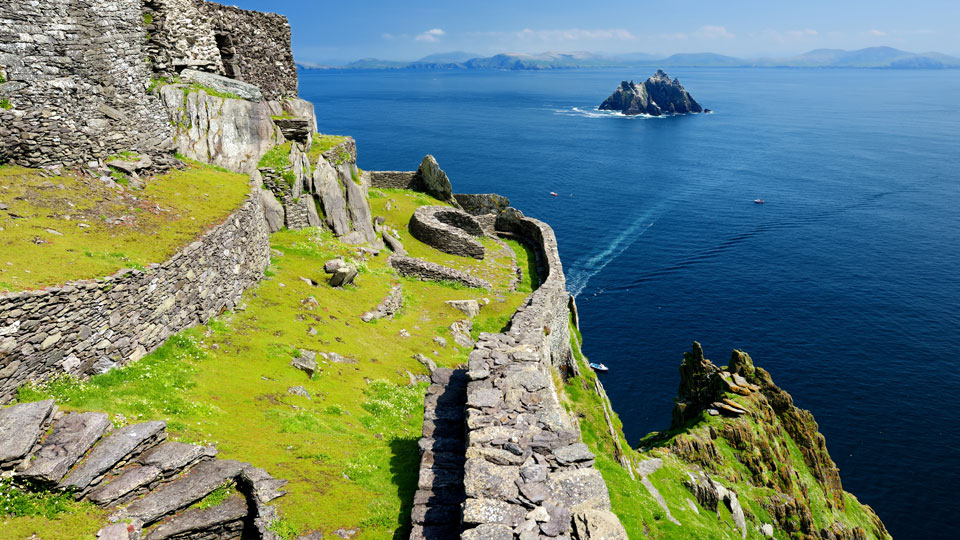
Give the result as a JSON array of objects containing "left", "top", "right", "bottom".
[
  {"left": 599, "top": 70, "right": 703, "bottom": 116},
  {"left": 179, "top": 69, "right": 263, "bottom": 102},
  {"left": 412, "top": 155, "right": 458, "bottom": 207},
  {"left": 160, "top": 86, "right": 282, "bottom": 173}
]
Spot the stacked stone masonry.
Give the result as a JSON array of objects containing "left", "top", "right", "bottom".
[
  {"left": 409, "top": 205, "right": 487, "bottom": 259},
  {"left": 0, "top": 188, "right": 270, "bottom": 404},
  {"left": 411, "top": 204, "right": 626, "bottom": 539},
  {"left": 0, "top": 0, "right": 173, "bottom": 168},
  {"left": 0, "top": 399, "right": 287, "bottom": 539}
]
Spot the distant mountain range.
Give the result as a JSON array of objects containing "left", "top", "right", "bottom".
[{"left": 297, "top": 47, "right": 960, "bottom": 71}]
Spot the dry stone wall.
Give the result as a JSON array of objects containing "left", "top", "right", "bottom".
[
  {"left": 0, "top": 0, "right": 172, "bottom": 168},
  {"left": 0, "top": 188, "right": 270, "bottom": 404},
  {"left": 410, "top": 204, "right": 626, "bottom": 539}
]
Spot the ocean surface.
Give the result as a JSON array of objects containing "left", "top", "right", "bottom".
[{"left": 299, "top": 67, "right": 960, "bottom": 539}]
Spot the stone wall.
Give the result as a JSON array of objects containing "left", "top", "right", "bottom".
[
  {"left": 145, "top": 0, "right": 297, "bottom": 101},
  {"left": 370, "top": 171, "right": 416, "bottom": 190},
  {"left": 0, "top": 0, "right": 172, "bottom": 168},
  {"left": 0, "top": 187, "right": 271, "bottom": 404}
]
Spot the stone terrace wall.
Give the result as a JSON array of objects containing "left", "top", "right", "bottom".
[
  {"left": 369, "top": 171, "right": 416, "bottom": 190},
  {"left": 416, "top": 205, "right": 626, "bottom": 539},
  {"left": 0, "top": 0, "right": 172, "bottom": 168},
  {"left": 0, "top": 188, "right": 270, "bottom": 404}
]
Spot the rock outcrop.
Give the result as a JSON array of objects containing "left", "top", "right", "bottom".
[
  {"left": 412, "top": 155, "right": 460, "bottom": 207},
  {"left": 651, "top": 344, "right": 890, "bottom": 540},
  {"left": 599, "top": 70, "right": 703, "bottom": 116},
  {"left": 0, "top": 401, "right": 286, "bottom": 539}
]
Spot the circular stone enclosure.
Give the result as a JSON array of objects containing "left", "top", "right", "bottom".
[{"left": 409, "top": 206, "right": 486, "bottom": 259}]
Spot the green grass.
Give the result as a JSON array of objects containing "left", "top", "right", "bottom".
[
  {"left": 1, "top": 98, "right": 11, "bottom": 110},
  {"left": 307, "top": 135, "right": 349, "bottom": 168},
  {"left": 502, "top": 238, "right": 539, "bottom": 293},
  {"left": 0, "top": 163, "right": 250, "bottom": 292},
  {"left": 258, "top": 142, "right": 293, "bottom": 170},
  {"left": 0, "top": 479, "right": 106, "bottom": 540},
  {"left": 191, "top": 483, "right": 235, "bottom": 510},
  {"left": 15, "top": 189, "right": 532, "bottom": 539}
]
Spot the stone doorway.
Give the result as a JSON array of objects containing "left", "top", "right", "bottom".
[{"left": 215, "top": 34, "right": 241, "bottom": 79}]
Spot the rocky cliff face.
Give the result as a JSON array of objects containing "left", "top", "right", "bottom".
[
  {"left": 652, "top": 344, "right": 889, "bottom": 540},
  {"left": 598, "top": 69, "right": 703, "bottom": 116}
]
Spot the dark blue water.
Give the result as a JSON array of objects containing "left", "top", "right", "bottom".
[{"left": 300, "top": 68, "right": 960, "bottom": 539}]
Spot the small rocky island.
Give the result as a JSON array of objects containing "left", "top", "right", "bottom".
[{"left": 599, "top": 69, "right": 704, "bottom": 116}]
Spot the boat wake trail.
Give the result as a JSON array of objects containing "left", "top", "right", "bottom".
[
  {"left": 566, "top": 209, "right": 662, "bottom": 298},
  {"left": 552, "top": 106, "right": 660, "bottom": 120}
]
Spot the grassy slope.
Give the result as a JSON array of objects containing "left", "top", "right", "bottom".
[
  {"left": 11, "top": 189, "right": 534, "bottom": 539},
  {"left": 0, "top": 163, "right": 250, "bottom": 292},
  {"left": 560, "top": 325, "right": 886, "bottom": 540}
]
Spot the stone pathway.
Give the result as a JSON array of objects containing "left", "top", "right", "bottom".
[
  {"left": 0, "top": 399, "right": 287, "bottom": 540},
  {"left": 410, "top": 368, "right": 468, "bottom": 540}
]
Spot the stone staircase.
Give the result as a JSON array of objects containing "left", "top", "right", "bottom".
[
  {"left": 0, "top": 400, "right": 287, "bottom": 540},
  {"left": 410, "top": 368, "right": 468, "bottom": 540}
]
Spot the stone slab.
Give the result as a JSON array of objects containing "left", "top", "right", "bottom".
[
  {"left": 137, "top": 441, "right": 215, "bottom": 475},
  {"left": 88, "top": 465, "right": 161, "bottom": 506},
  {"left": 59, "top": 421, "right": 166, "bottom": 492},
  {"left": 19, "top": 411, "right": 111, "bottom": 485},
  {"left": 0, "top": 400, "right": 56, "bottom": 468},
  {"left": 120, "top": 459, "right": 245, "bottom": 525},
  {"left": 143, "top": 494, "right": 248, "bottom": 540}
]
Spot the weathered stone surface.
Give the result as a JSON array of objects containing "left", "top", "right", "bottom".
[
  {"left": 274, "top": 117, "right": 312, "bottom": 143},
  {"left": 137, "top": 441, "right": 216, "bottom": 475},
  {"left": 383, "top": 229, "right": 407, "bottom": 256},
  {"left": 598, "top": 70, "right": 703, "bottom": 116},
  {"left": 461, "top": 523, "right": 513, "bottom": 540},
  {"left": 329, "top": 266, "right": 358, "bottom": 287},
  {"left": 119, "top": 459, "right": 244, "bottom": 525},
  {"left": 361, "top": 284, "right": 403, "bottom": 322},
  {"left": 315, "top": 158, "right": 351, "bottom": 236},
  {"left": 0, "top": 399, "right": 56, "bottom": 468},
  {"left": 389, "top": 255, "right": 492, "bottom": 290},
  {"left": 464, "top": 458, "right": 520, "bottom": 500},
  {"left": 455, "top": 193, "right": 511, "bottom": 217},
  {"left": 462, "top": 498, "right": 525, "bottom": 527},
  {"left": 60, "top": 421, "right": 166, "bottom": 493},
  {"left": 96, "top": 522, "right": 132, "bottom": 540},
  {"left": 451, "top": 319, "right": 475, "bottom": 348},
  {"left": 180, "top": 69, "right": 264, "bottom": 102},
  {"left": 572, "top": 509, "right": 629, "bottom": 540},
  {"left": 288, "top": 386, "right": 312, "bottom": 399},
  {"left": 142, "top": 493, "right": 248, "bottom": 540},
  {"left": 409, "top": 205, "right": 485, "bottom": 259},
  {"left": 291, "top": 351, "right": 318, "bottom": 377},
  {"left": 160, "top": 86, "right": 281, "bottom": 173},
  {"left": 446, "top": 299, "right": 481, "bottom": 318},
  {"left": 552, "top": 443, "right": 595, "bottom": 465},
  {"left": 261, "top": 189, "right": 286, "bottom": 233},
  {"left": 546, "top": 468, "right": 611, "bottom": 513},
  {"left": 87, "top": 465, "right": 161, "bottom": 506},
  {"left": 411, "top": 155, "right": 457, "bottom": 206},
  {"left": 19, "top": 411, "right": 111, "bottom": 485}
]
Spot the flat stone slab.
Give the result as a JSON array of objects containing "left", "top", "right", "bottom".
[
  {"left": 119, "top": 459, "right": 244, "bottom": 525},
  {"left": 545, "top": 468, "right": 611, "bottom": 513},
  {"left": 60, "top": 421, "right": 166, "bottom": 493},
  {"left": 143, "top": 494, "right": 248, "bottom": 540},
  {"left": 553, "top": 442, "right": 595, "bottom": 465},
  {"left": 179, "top": 69, "right": 263, "bottom": 102},
  {"left": 137, "top": 441, "right": 215, "bottom": 476},
  {"left": 88, "top": 464, "right": 161, "bottom": 506},
  {"left": 0, "top": 400, "right": 56, "bottom": 468},
  {"left": 19, "top": 411, "right": 111, "bottom": 485}
]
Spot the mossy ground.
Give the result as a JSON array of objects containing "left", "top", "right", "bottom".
[
  {"left": 13, "top": 189, "right": 534, "bottom": 539},
  {"left": 559, "top": 327, "right": 888, "bottom": 540},
  {"left": 0, "top": 163, "right": 250, "bottom": 292}
]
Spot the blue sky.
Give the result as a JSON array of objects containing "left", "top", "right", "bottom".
[{"left": 229, "top": 0, "right": 960, "bottom": 63}]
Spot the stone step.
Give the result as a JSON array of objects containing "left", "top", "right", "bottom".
[
  {"left": 117, "top": 459, "right": 245, "bottom": 526},
  {"left": 419, "top": 437, "right": 465, "bottom": 454},
  {"left": 18, "top": 411, "right": 111, "bottom": 486},
  {"left": 419, "top": 450, "right": 466, "bottom": 471},
  {"left": 409, "top": 523, "right": 461, "bottom": 540},
  {"left": 142, "top": 494, "right": 249, "bottom": 540},
  {"left": 413, "top": 485, "right": 465, "bottom": 506},
  {"left": 59, "top": 421, "right": 166, "bottom": 495},
  {"left": 137, "top": 441, "right": 216, "bottom": 478},
  {"left": 0, "top": 400, "right": 56, "bottom": 470},
  {"left": 417, "top": 467, "right": 463, "bottom": 490},
  {"left": 87, "top": 465, "right": 161, "bottom": 507},
  {"left": 421, "top": 418, "right": 464, "bottom": 439},
  {"left": 410, "top": 503, "right": 461, "bottom": 525}
]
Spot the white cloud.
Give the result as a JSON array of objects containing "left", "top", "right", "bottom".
[
  {"left": 696, "top": 25, "right": 735, "bottom": 39},
  {"left": 415, "top": 28, "right": 446, "bottom": 42},
  {"left": 868, "top": 29, "right": 888, "bottom": 37}
]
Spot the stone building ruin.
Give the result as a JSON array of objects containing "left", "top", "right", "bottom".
[{"left": 0, "top": 0, "right": 298, "bottom": 168}]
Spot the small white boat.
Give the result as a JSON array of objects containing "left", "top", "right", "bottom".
[
  {"left": 550, "top": 192, "right": 559, "bottom": 197},
  {"left": 754, "top": 198, "right": 765, "bottom": 204},
  {"left": 589, "top": 362, "right": 608, "bottom": 372}
]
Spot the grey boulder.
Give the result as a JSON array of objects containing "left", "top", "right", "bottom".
[{"left": 179, "top": 69, "right": 263, "bottom": 102}]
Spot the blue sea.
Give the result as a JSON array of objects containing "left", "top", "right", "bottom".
[{"left": 299, "top": 67, "right": 960, "bottom": 539}]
